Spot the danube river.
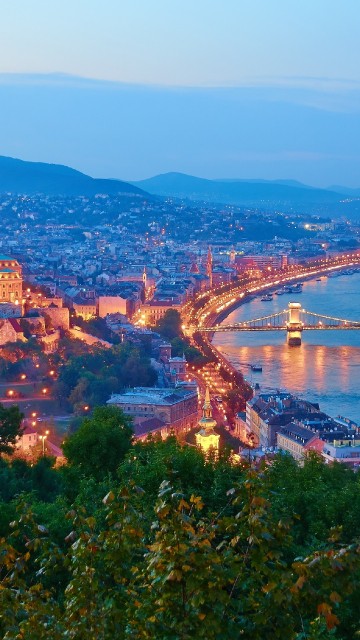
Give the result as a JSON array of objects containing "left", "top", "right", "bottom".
[{"left": 213, "top": 271, "right": 360, "bottom": 422}]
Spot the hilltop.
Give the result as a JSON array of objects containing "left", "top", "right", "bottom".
[
  {"left": 132, "top": 172, "right": 355, "bottom": 213},
  {"left": 0, "top": 156, "right": 149, "bottom": 198}
]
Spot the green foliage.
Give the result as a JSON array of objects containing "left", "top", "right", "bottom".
[
  {"left": 171, "top": 336, "right": 209, "bottom": 366},
  {"left": 1, "top": 435, "right": 360, "bottom": 637},
  {"left": 0, "top": 340, "right": 49, "bottom": 380},
  {"left": 266, "top": 452, "right": 360, "bottom": 550},
  {"left": 62, "top": 406, "right": 133, "bottom": 480},
  {"left": 0, "top": 403, "right": 23, "bottom": 454},
  {"left": 156, "top": 309, "right": 183, "bottom": 339},
  {"left": 75, "top": 316, "right": 120, "bottom": 343},
  {"left": 55, "top": 342, "right": 157, "bottom": 411},
  {"left": 0, "top": 457, "right": 61, "bottom": 506},
  {"left": 0, "top": 466, "right": 360, "bottom": 639}
]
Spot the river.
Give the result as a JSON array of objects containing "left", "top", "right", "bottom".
[{"left": 212, "top": 271, "right": 360, "bottom": 422}]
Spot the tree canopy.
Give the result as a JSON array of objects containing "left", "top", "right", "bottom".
[
  {"left": 0, "top": 431, "right": 360, "bottom": 638},
  {"left": 0, "top": 403, "right": 23, "bottom": 454},
  {"left": 62, "top": 406, "right": 133, "bottom": 480},
  {"left": 155, "top": 309, "right": 183, "bottom": 339},
  {"left": 55, "top": 342, "right": 157, "bottom": 412}
]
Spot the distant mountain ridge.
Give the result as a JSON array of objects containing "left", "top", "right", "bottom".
[
  {"left": 328, "top": 184, "right": 360, "bottom": 197},
  {"left": 132, "top": 172, "right": 353, "bottom": 210},
  {"left": 0, "top": 156, "right": 148, "bottom": 197}
]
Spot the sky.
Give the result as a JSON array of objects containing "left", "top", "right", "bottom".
[{"left": 0, "top": 0, "right": 359, "bottom": 185}]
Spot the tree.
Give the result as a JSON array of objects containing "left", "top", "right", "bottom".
[
  {"left": 0, "top": 403, "right": 23, "bottom": 454},
  {"left": 55, "top": 343, "right": 156, "bottom": 411},
  {"left": 171, "top": 336, "right": 209, "bottom": 367},
  {"left": 62, "top": 406, "right": 133, "bottom": 480},
  {"left": 2, "top": 468, "right": 360, "bottom": 639},
  {"left": 156, "top": 309, "right": 183, "bottom": 339}
]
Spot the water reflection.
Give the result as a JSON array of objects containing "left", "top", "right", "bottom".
[{"left": 213, "top": 273, "right": 360, "bottom": 421}]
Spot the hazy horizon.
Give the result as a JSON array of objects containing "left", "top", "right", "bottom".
[
  {"left": 0, "top": 72, "right": 359, "bottom": 188},
  {"left": 0, "top": 1, "right": 359, "bottom": 188}
]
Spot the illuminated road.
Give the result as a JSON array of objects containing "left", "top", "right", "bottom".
[
  {"left": 182, "top": 253, "right": 360, "bottom": 425},
  {"left": 184, "top": 253, "right": 360, "bottom": 334}
]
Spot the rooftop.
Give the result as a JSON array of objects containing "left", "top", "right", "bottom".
[
  {"left": 279, "top": 422, "right": 318, "bottom": 444},
  {"left": 108, "top": 387, "right": 196, "bottom": 406},
  {"left": 133, "top": 417, "right": 166, "bottom": 437}
]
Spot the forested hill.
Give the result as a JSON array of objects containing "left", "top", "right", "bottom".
[
  {"left": 133, "top": 171, "right": 360, "bottom": 217},
  {"left": 0, "top": 155, "right": 149, "bottom": 197}
]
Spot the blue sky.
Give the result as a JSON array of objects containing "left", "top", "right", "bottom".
[{"left": 0, "top": 1, "right": 359, "bottom": 184}]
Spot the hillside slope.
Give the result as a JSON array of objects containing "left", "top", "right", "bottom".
[{"left": 0, "top": 156, "right": 148, "bottom": 197}]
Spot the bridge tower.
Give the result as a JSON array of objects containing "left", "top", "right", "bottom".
[{"left": 286, "top": 302, "right": 303, "bottom": 346}]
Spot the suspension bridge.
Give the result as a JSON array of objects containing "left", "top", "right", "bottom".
[{"left": 199, "top": 302, "right": 360, "bottom": 345}]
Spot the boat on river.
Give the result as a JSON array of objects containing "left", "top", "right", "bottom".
[
  {"left": 288, "top": 283, "right": 302, "bottom": 293},
  {"left": 251, "top": 363, "right": 263, "bottom": 372},
  {"left": 261, "top": 294, "right": 273, "bottom": 301}
]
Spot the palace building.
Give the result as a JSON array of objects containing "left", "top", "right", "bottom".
[{"left": 0, "top": 255, "right": 22, "bottom": 303}]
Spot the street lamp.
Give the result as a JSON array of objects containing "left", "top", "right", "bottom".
[{"left": 39, "top": 430, "right": 50, "bottom": 456}]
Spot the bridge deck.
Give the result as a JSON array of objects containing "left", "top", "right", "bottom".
[{"left": 204, "top": 324, "right": 360, "bottom": 332}]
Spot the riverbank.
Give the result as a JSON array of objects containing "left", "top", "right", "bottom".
[{"left": 213, "top": 272, "right": 360, "bottom": 422}]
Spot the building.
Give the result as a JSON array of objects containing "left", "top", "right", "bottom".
[
  {"left": 72, "top": 298, "right": 97, "bottom": 320},
  {"left": 139, "top": 301, "right": 182, "bottom": 326},
  {"left": 41, "top": 330, "right": 60, "bottom": 353},
  {"left": 246, "top": 392, "right": 321, "bottom": 449},
  {"left": 158, "top": 343, "right": 187, "bottom": 385},
  {"left": 195, "top": 387, "right": 220, "bottom": 455},
  {"left": 0, "top": 255, "right": 22, "bottom": 303},
  {"left": 322, "top": 440, "right": 360, "bottom": 468},
  {"left": 98, "top": 295, "right": 127, "bottom": 318},
  {"left": 235, "top": 254, "right": 283, "bottom": 272},
  {"left": 0, "top": 256, "right": 22, "bottom": 317},
  {"left": 168, "top": 354, "right": 187, "bottom": 384},
  {"left": 211, "top": 266, "right": 235, "bottom": 287},
  {"left": 0, "top": 302, "right": 22, "bottom": 318},
  {"left": 40, "top": 303, "right": 70, "bottom": 330},
  {"left": 234, "top": 411, "right": 248, "bottom": 441},
  {"left": 0, "top": 318, "right": 25, "bottom": 345},
  {"left": 277, "top": 422, "right": 324, "bottom": 461},
  {"left": 107, "top": 387, "right": 198, "bottom": 437},
  {"left": 16, "top": 424, "right": 38, "bottom": 451}
]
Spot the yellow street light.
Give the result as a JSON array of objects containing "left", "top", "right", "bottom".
[{"left": 39, "top": 433, "right": 48, "bottom": 456}]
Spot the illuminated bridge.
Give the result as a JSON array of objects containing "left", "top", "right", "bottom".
[{"left": 199, "top": 302, "right": 360, "bottom": 346}]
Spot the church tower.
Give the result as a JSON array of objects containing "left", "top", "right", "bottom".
[
  {"left": 195, "top": 387, "right": 220, "bottom": 455},
  {"left": 206, "top": 246, "right": 213, "bottom": 289}
]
